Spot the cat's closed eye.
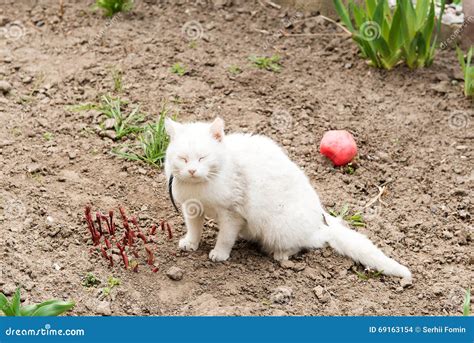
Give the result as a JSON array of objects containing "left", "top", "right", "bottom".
[
  {"left": 178, "top": 156, "right": 188, "bottom": 163},
  {"left": 199, "top": 156, "right": 207, "bottom": 162}
]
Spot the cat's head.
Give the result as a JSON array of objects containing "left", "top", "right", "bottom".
[{"left": 165, "top": 117, "right": 226, "bottom": 184}]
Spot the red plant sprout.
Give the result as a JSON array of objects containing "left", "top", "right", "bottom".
[
  {"left": 109, "top": 210, "right": 116, "bottom": 235},
  {"left": 150, "top": 224, "right": 157, "bottom": 235},
  {"left": 137, "top": 232, "right": 147, "bottom": 244},
  {"left": 85, "top": 205, "right": 172, "bottom": 273},
  {"left": 96, "top": 212, "right": 103, "bottom": 235},
  {"left": 131, "top": 216, "right": 142, "bottom": 233},
  {"left": 145, "top": 246, "right": 155, "bottom": 265},
  {"left": 121, "top": 251, "right": 129, "bottom": 269},
  {"left": 119, "top": 206, "right": 130, "bottom": 231},
  {"left": 166, "top": 222, "right": 173, "bottom": 240},
  {"left": 104, "top": 237, "right": 112, "bottom": 249}
]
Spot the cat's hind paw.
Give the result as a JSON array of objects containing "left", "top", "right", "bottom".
[
  {"left": 179, "top": 237, "right": 199, "bottom": 251},
  {"left": 209, "top": 248, "right": 230, "bottom": 262}
]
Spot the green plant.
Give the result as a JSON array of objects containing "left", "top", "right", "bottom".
[
  {"left": 463, "top": 288, "right": 471, "bottom": 316},
  {"left": 114, "top": 106, "right": 171, "bottom": 167},
  {"left": 355, "top": 269, "right": 383, "bottom": 280},
  {"left": 457, "top": 46, "right": 474, "bottom": 97},
  {"left": 334, "top": 0, "right": 446, "bottom": 69},
  {"left": 329, "top": 204, "right": 366, "bottom": 227},
  {"left": 43, "top": 132, "right": 53, "bottom": 141},
  {"left": 94, "top": 0, "right": 133, "bottom": 17},
  {"left": 112, "top": 68, "right": 123, "bottom": 92},
  {"left": 82, "top": 273, "right": 101, "bottom": 288},
  {"left": 228, "top": 65, "right": 243, "bottom": 75},
  {"left": 0, "top": 287, "right": 75, "bottom": 316},
  {"left": 249, "top": 55, "right": 281, "bottom": 72},
  {"left": 97, "top": 95, "right": 145, "bottom": 140},
  {"left": 102, "top": 277, "right": 121, "bottom": 297},
  {"left": 171, "top": 63, "right": 187, "bottom": 76}
]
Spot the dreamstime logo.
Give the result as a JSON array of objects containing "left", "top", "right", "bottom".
[
  {"left": 270, "top": 109, "right": 292, "bottom": 131},
  {"left": 448, "top": 111, "right": 470, "bottom": 129},
  {"left": 440, "top": 16, "right": 474, "bottom": 50},
  {"left": 181, "top": 20, "right": 204, "bottom": 41},
  {"left": 0, "top": 22, "right": 26, "bottom": 41},
  {"left": 182, "top": 199, "right": 204, "bottom": 218},
  {"left": 359, "top": 21, "right": 381, "bottom": 41}
]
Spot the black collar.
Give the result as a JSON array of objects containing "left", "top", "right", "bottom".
[{"left": 168, "top": 174, "right": 180, "bottom": 214}]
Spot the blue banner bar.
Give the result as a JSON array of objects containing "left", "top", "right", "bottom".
[{"left": 0, "top": 316, "right": 472, "bottom": 343}]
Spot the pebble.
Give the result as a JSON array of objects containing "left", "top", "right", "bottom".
[
  {"left": 103, "top": 118, "right": 116, "bottom": 130},
  {"left": 1, "top": 283, "right": 17, "bottom": 296},
  {"left": 166, "top": 266, "right": 184, "bottom": 281},
  {"left": 271, "top": 286, "right": 293, "bottom": 304},
  {"left": 400, "top": 278, "right": 412, "bottom": 288},
  {"left": 312, "top": 285, "right": 329, "bottom": 303},
  {"left": 27, "top": 163, "right": 42, "bottom": 174},
  {"left": 279, "top": 260, "right": 295, "bottom": 269},
  {"left": 96, "top": 301, "right": 112, "bottom": 316},
  {"left": 0, "top": 80, "right": 12, "bottom": 94}
]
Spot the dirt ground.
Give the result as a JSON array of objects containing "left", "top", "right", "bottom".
[{"left": 0, "top": 0, "right": 472, "bottom": 316}]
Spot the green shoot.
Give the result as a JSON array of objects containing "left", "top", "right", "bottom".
[
  {"left": 333, "top": 0, "right": 446, "bottom": 69},
  {"left": 94, "top": 0, "right": 133, "bottom": 17},
  {"left": 463, "top": 288, "right": 471, "bottom": 316},
  {"left": 228, "top": 65, "right": 243, "bottom": 75},
  {"left": 113, "top": 106, "right": 172, "bottom": 167},
  {"left": 0, "top": 287, "right": 75, "bottom": 316},
  {"left": 355, "top": 269, "right": 383, "bottom": 281},
  {"left": 82, "top": 273, "right": 101, "bottom": 288},
  {"left": 457, "top": 46, "right": 474, "bottom": 98},
  {"left": 102, "top": 277, "right": 121, "bottom": 298},
  {"left": 171, "top": 63, "right": 187, "bottom": 76},
  {"left": 329, "top": 204, "right": 366, "bottom": 227},
  {"left": 112, "top": 68, "right": 123, "bottom": 92},
  {"left": 43, "top": 132, "right": 53, "bottom": 141},
  {"left": 249, "top": 55, "right": 281, "bottom": 72},
  {"left": 97, "top": 95, "right": 145, "bottom": 140}
]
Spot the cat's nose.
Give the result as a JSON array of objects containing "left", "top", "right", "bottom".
[{"left": 188, "top": 169, "right": 196, "bottom": 176}]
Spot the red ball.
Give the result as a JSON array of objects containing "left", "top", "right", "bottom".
[{"left": 319, "top": 130, "right": 358, "bottom": 166}]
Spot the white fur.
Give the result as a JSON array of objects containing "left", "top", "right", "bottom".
[{"left": 164, "top": 118, "right": 412, "bottom": 281}]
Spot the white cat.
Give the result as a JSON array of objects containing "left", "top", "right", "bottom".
[{"left": 164, "top": 117, "right": 412, "bottom": 281}]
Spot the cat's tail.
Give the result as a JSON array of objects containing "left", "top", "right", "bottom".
[{"left": 315, "top": 212, "right": 412, "bottom": 282}]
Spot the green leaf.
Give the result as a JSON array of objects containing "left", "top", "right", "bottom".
[
  {"left": 0, "top": 293, "right": 9, "bottom": 310},
  {"left": 20, "top": 300, "right": 60, "bottom": 316},
  {"left": 11, "top": 288, "right": 21, "bottom": 316},
  {"left": 463, "top": 288, "right": 471, "bottom": 316},
  {"left": 32, "top": 301, "right": 75, "bottom": 317},
  {"left": 333, "top": 0, "right": 355, "bottom": 31}
]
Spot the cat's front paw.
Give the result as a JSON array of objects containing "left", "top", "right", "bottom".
[
  {"left": 209, "top": 248, "right": 230, "bottom": 262},
  {"left": 179, "top": 237, "right": 199, "bottom": 251}
]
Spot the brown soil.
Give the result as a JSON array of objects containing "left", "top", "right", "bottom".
[{"left": 0, "top": 0, "right": 472, "bottom": 316}]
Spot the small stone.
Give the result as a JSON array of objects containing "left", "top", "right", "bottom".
[
  {"left": 68, "top": 151, "right": 77, "bottom": 160},
  {"left": 27, "top": 163, "right": 42, "bottom": 173},
  {"left": 96, "top": 301, "right": 112, "bottom": 316},
  {"left": 52, "top": 263, "right": 61, "bottom": 271},
  {"left": 271, "top": 286, "right": 293, "bottom": 304},
  {"left": 2, "top": 283, "right": 17, "bottom": 296},
  {"left": 166, "top": 266, "right": 184, "bottom": 281},
  {"left": 456, "top": 145, "right": 468, "bottom": 151},
  {"left": 0, "top": 80, "right": 12, "bottom": 94},
  {"left": 103, "top": 118, "right": 116, "bottom": 130},
  {"left": 46, "top": 216, "right": 54, "bottom": 227},
  {"left": 442, "top": 230, "right": 453, "bottom": 239},
  {"left": 400, "top": 278, "right": 412, "bottom": 288},
  {"left": 344, "top": 63, "right": 352, "bottom": 69},
  {"left": 137, "top": 168, "right": 147, "bottom": 175},
  {"left": 312, "top": 285, "right": 329, "bottom": 303},
  {"left": 279, "top": 260, "right": 295, "bottom": 269},
  {"left": 22, "top": 76, "right": 33, "bottom": 84}
]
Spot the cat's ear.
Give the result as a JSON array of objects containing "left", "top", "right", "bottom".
[
  {"left": 209, "top": 117, "right": 225, "bottom": 142},
  {"left": 165, "top": 118, "right": 182, "bottom": 139}
]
